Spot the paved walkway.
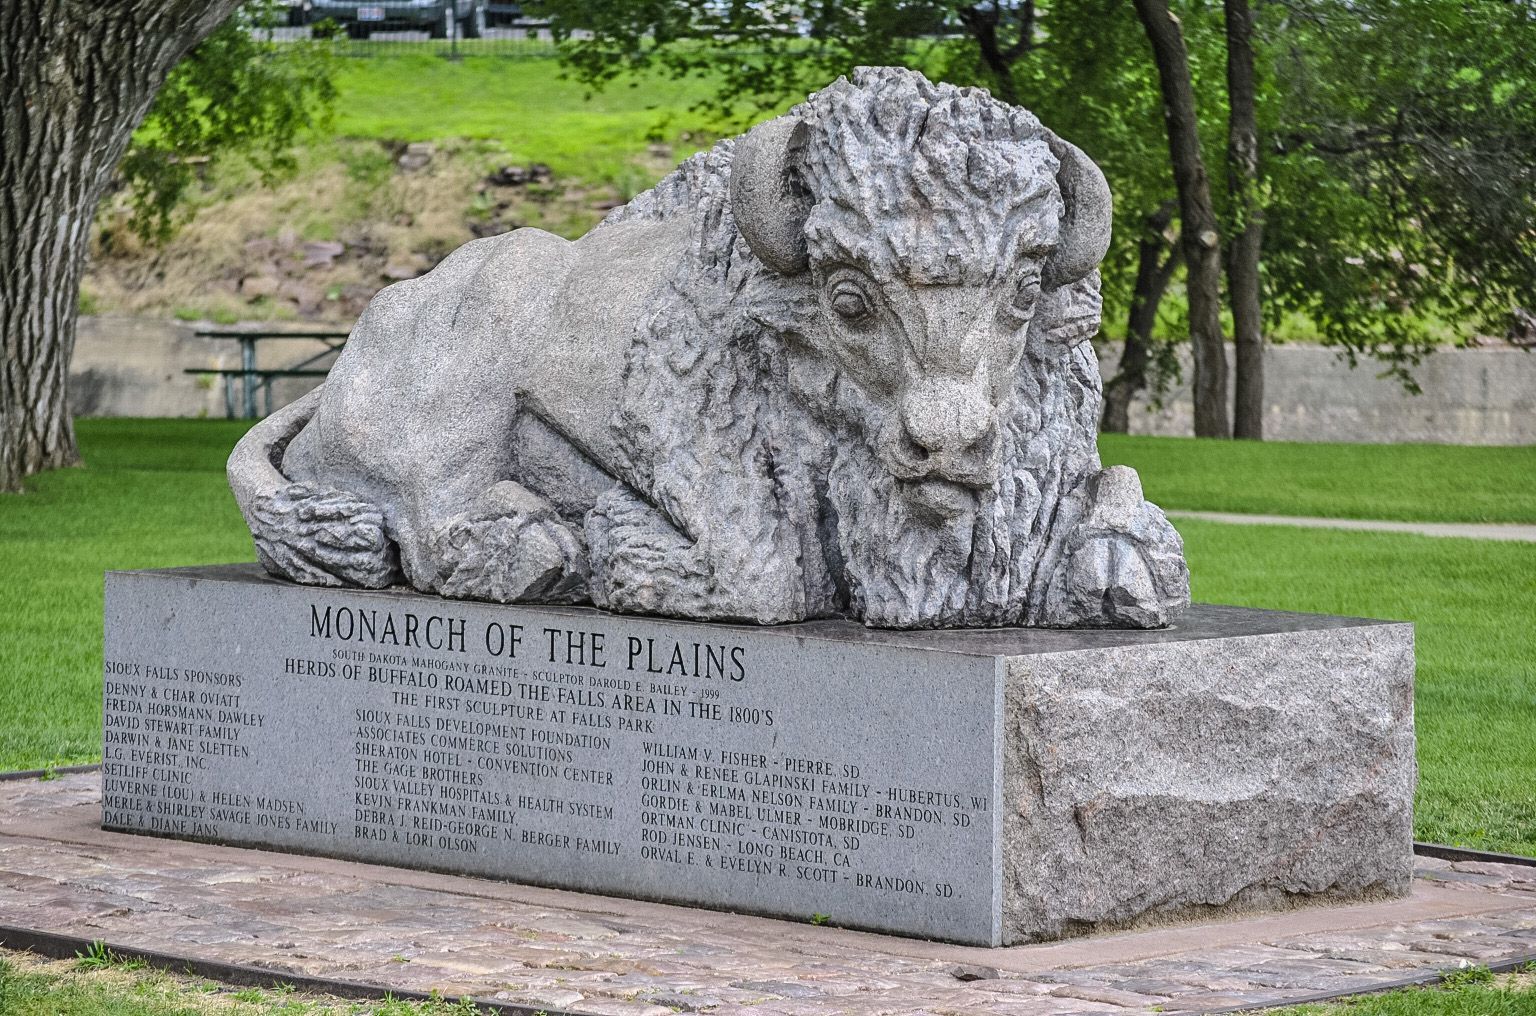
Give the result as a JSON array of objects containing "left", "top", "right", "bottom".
[
  {"left": 1168, "top": 511, "right": 1536, "bottom": 542},
  {"left": 3, "top": 774, "right": 1536, "bottom": 1014}
]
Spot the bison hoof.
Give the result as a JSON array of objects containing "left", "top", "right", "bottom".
[
  {"left": 1042, "top": 466, "right": 1190, "bottom": 628},
  {"left": 431, "top": 486, "right": 590, "bottom": 604},
  {"left": 248, "top": 483, "right": 402, "bottom": 589},
  {"left": 1045, "top": 537, "right": 1170, "bottom": 628}
]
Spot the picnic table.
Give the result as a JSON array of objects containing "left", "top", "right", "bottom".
[{"left": 187, "top": 328, "right": 350, "bottom": 419}]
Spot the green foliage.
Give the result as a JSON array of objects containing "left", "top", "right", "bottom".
[
  {"left": 1440, "top": 965, "right": 1497, "bottom": 988},
  {"left": 118, "top": 1, "right": 338, "bottom": 244},
  {"left": 1005, "top": 0, "right": 1225, "bottom": 370},
  {"left": 74, "top": 942, "right": 145, "bottom": 972},
  {"left": 537, "top": 0, "right": 1536, "bottom": 390},
  {"left": 1263, "top": 0, "right": 1536, "bottom": 383},
  {"left": 72, "top": 943, "right": 113, "bottom": 972}
]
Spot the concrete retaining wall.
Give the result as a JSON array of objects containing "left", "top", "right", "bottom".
[
  {"left": 70, "top": 316, "right": 331, "bottom": 419},
  {"left": 1095, "top": 342, "right": 1536, "bottom": 445},
  {"left": 69, "top": 316, "right": 1535, "bottom": 445}
]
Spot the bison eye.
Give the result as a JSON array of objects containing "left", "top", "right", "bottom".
[{"left": 830, "top": 284, "right": 872, "bottom": 322}]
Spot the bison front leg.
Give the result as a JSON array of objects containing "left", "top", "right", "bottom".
[
  {"left": 427, "top": 481, "right": 590, "bottom": 604},
  {"left": 1039, "top": 466, "right": 1190, "bottom": 629},
  {"left": 585, "top": 489, "right": 808, "bottom": 624}
]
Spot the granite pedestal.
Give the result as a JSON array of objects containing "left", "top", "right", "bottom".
[{"left": 102, "top": 565, "right": 1415, "bottom": 946}]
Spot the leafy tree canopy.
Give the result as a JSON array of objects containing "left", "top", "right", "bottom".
[
  {"left": 1264, "top": 0, "right": 1536, "bottom": 384},
  {"left": 538, "top": 0, "right": 1535, "bottom": 387},
  {"left": 117, "top": 0, "right": 338, "bottom": 243}
]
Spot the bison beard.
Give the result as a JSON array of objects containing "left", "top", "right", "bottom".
[
  {"left": 827, "top": 430, "right": 979, "bottom": 628},
  {"left": 811, "top": 342, "right": 1100, "bottom": 629}
]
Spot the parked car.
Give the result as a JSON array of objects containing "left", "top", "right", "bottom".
[
  {"left": 309, "top": 0, "right": 487, "bottom": 39},
  {"left": 281, "top": 0, "right": 314, "bottom": 26},
  {"left": 485, "top": 1, "right": 520, "bottom": 27}
]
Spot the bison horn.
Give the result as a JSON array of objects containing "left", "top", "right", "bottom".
[
  {"left": 730, "top": 116, "right": 813, "bottom": 275},
  {"left": 1041, "top": 136, "right": 1113, "bottom": 290}
]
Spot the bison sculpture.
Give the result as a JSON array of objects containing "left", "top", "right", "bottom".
[{"left": 228, "top": 67, "right": 1189, "bottom": 629}]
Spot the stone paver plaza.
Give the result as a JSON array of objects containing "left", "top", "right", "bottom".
[{"left": 2, "top": 774, "right": 1534, "bottom": 1015}]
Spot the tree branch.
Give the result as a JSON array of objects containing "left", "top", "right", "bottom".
[
  {"left": 956, "top": 2, "right": 1020, "bottom": 103},
  {"left": 1001, "top": 0, "right": 1037, "bottom": 62}
]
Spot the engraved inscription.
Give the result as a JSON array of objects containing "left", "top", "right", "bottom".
[{"left": 103, "top": 575, "right": 998, "bottom": 943}]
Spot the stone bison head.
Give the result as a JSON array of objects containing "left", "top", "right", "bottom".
[{"left": 729, "top": 69, "right": 1111, "bottom": 522}]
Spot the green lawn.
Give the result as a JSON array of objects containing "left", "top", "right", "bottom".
[
  {"left": 0, "top": 951, "right": 481, "bottom": 1016},
  {"left": 2, "top": 950, "right": 1533, "bottom": 1016},
  {"left": 1101, "top": 434, "right": 1536, "bottom": 524},
  {"left": 1, "top": 422, "right": 1533, "bottom": 855},
  {"left": 0, "top": 422, "right": 256, "bottom": 770},
  {"left": 1271, "top": 971, "right": 1536, "bottom": 1016}
]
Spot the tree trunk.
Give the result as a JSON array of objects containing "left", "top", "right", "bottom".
[
  {"left": 0, "top": 0, "right": 241, "bottom": 491},
  {"left": 957, "top": 1, "right": 1035, "bottom": 104},
  {"left": 1225, "top": 0, "right": 1265, "bottom": 439},
  {"left": 1103, "top": 204, "right": 1182, "bottom": 433},
  {"left": 1132, "top": 0, "right": 1231, "bottom": 438}
]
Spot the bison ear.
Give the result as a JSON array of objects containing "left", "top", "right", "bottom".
[
  {"left": 1041, "top": 137, "right": 1113, "bottom": 290},
  {"left": 730, "top": 116, "right": 813, "bottom": 275}
]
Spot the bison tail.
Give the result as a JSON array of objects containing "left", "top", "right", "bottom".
[{"left": 227, "top": 385, "right": 401, "bottom": 589}]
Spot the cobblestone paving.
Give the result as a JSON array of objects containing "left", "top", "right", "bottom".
[{"left": 3, "top": 774, "right": 1535, "bottom": 1015}]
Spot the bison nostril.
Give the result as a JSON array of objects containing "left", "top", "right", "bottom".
[
  {"left": 898, "top": 429, "right": 930, "bottom": 463},
  {"left": 960, "top": 427, "right": 997, "bottom": 463}
]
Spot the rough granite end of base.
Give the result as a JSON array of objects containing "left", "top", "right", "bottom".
[{"left": 1001, "top": 623, "right": 1416, "bottom": 944}]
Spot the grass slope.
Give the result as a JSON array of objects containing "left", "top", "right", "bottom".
[
  {"left": 0, "top": 422, "right": 1533, "bottom": 855},
  {"left": 87, "top": 53, "right": 741, "bottom": 323},
  {"left": 330, "top": 52, "right": 738, "bottom": 183},
  {"left": 1101, "top": 435, "right": 1536, "bottom": 524}
]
